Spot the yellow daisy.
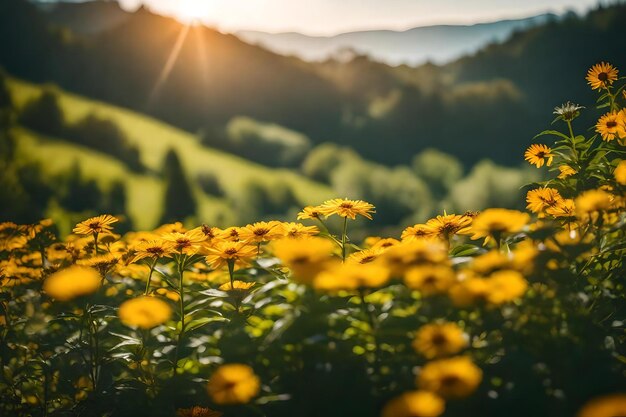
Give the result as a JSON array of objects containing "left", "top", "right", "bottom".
[
  {"left": 524, "top": 144, "right": 554, "bottom": 168},
  {"left": 596, "top": 111, "right": 626, "bottom": 142},
  {"left": 73, "top": 214, "right": 118, "bottom": 236},
  {"left": 317, "top": 198, "right": 375, "bottom": 220},
  {"left": 586, "top": 62, "right": 618, "bottom": 90}
]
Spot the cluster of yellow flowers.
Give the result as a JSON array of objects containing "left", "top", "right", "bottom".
[{"left": 1, "top": 62, "right": 626, "bottom": 417}]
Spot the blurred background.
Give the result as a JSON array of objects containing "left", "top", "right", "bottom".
[{"left": 1, "top": 0, "right": 625, "bottom": 234}]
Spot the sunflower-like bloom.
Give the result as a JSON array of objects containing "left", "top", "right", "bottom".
[
  {"left": 272, "top": 237, "right": 336, "bottom": 284},
  {"left": 615, "top": 160, "right": 626, "bottom": 185},
  {"left": 404, "top": 265, "right": 456, "bottom": 296},
  {"left": 347, "top": 247, "right": 386, "bottom": 265},
  {"left": 418, "top": 356, "right": 482, "bottom": 399},
  {"left": 485, "top": 270, "right": 528, "bottom": 304},
  {"left": 297, "top": 206, "right": 324, "bottom": 220},
  {"left": 239, "top": 221, "right": 284, "bottom": 243},
  {"left": 197, "top": 225, "right": 222, "bottom": 242},
  {"left": 525, "top": 187, "right": 563, "bottom": 213},
  {"left": 207, "top": 364, "right": 260, "bottom": 405},
  {"left": 317, "top": 198, "right": 375, "bottom": 220},
  {"left": 370, "top": 237, "right": 400, "bottom": 249},
  {"left": 546, "top": 198, "right": 576, "bottom": 218},
  {"left": 471, "top": 250, "right": 512, "bottom": 275},
  {"left": 470, "top": 209, "right": 529, "bottom": 242},
  {"left": 575, "top": 189, "right": 613, "bottom": 220},
  {"left": 401, "top": 224, "right": 434, "bottom": 242},
  {"left": 118, "top": 296, "right": 172, "bottom": 329},
  {"left": 162, "top": 229, "right": 206, "bottom": 255},
  {"left": 413, "top": 322, "right": 467, "bottom": 359},
  {"left": 586, "top": 62, "right": 619, "bottom": 90},
  {"left": 577, "top": 393, "right": 626, "bottom": 417},
  {"left": 381, "top": 391, "right": 445, "bottom": 417},
  {"left": 424, "top": 214, "right": 472, "bottom": 240},
  {"left": 43, "top": 266, "right": 101, "bottom": 301},
  {"left": 280, "top": 222, "right": 319, "bottom": 239},
  {"left": 313, "top": 263, "right": 390, "bottom": 292},
  {"left": 176, "top": 406, "right": 223, "bottom": 417},
  {"left": 218, "top": 280, "right": 255, "bottom": 292},
  {"left": 73, "top": 214, "right": 118, "bottom": 235},
  {"left": 218, "top": 227, "right": 244, "bottom": 242},
  {"left": 380, "top": 240, "right": 449, "bottom": 276},
  {"left": 596, "top": 111, "right": 626, "bottom": 142},
  {"left": 205, "top": 241, "right": 257, "bottom": 270},
  {"left": 131, "top": 239, "right": 175, "bottom": 263},
  {"left": 558, "top": 164, "right": 577, "bottom": 179},
  {"left": 524, "top": 144, "right": 554, "bottom": 168},
  {"left": 77, "top": 253, "right": 119, "bottom": 274}
]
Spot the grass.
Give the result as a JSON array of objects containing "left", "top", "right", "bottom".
[{"left": 7, "top": 78, "right": 334, "bottom": 229}]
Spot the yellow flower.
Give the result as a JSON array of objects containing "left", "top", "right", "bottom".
[
  {"left": 297, "top": 206, "right": 324, "bottom": 220},
  {"left": 424, "top": 214, "right": 472, "bottom": 240},
  {"left": 77, "top": 253, "right": 119, "bottom": 274},
  {"left": 404, "top": 265, "right": 456, "bottom": 296},
  {"left": 197, "top": 225, "right": 223, "bottom": 243},
  {"left": 207, "top": 364, "right": 260, "bottom": 405},
  {"left": 485, "top": 270, "right": 528, "bottom": 304},
  {"left": 218, "top": 227, "right": 244, "bottom": 242},
  {"left": 596, "top": 111, "right": 626, "bottom": 142},
  {"left": 218, "top": 280, "right": 255, "bottom": 292},
  {"left": 239, "top": 221, "right": 284, "bottom": 243},
  {"left": 347, "top": 247, "right": 386, "bottom": 265},
  {"left": 614, "top": 160, "right": 626, "bottom": 185},
  {"left": 471, "top": 251, "right": 511, "bottom": 275},
  {"left": 380, "top": 240, "right": 449, "bottom": 276},
  {"left": 205, "top": 241, "right": 257, "bottom": 270},
  {"left": 272, "top": 237, "right": 336, "bottom": 284},
  {"left": 118, "top": 296, "right": 171, "bottom": 329},
  {"left": 176, "top": 406, "right": 223, "bottom": 417},
  {"left": 575, "top": 189, "right": 612, "bottom": 219},
  {"left": 577, "top": 393, "right": 626, "bottom": 417},
  {"left": 525, "top": 187, "right": 563, "bottom": 213},
  {"left": 72, "top": 214, "right": 118, "bottom": 235},
  {"left": 417, "top": 356, "right": 482, "bottom": 399},
  {"left": 370, "top": 237, "right": 400, "bottom": 249},
  {"left": 470, "top": 209, "right": 529, "bottom": 243},
  {"left": 314, "top": 263, "right": 390, "bottom": 292},
  {"left": 586, "top": 62, "right": 619, "bottom": 90},
  {"left": 413, "top": 322, "right": 467, "bottom": 359},
  {"left": 557, "top": 164, "right": 577, "bottom": 179},
  {"left": 131, "top": 239, "right": 175, "bottom": 263},
  {"left": 381, "top": 391, "right": 445, "bottom": 417},
  {"left": 524, "top": 144, "right": 554, "bottom": 168},
  {"left": 162, "top": 230, "right": 206, "bottom": 255},
  {"left": 448, "top": 276, "right": 490, "bottom": 307},
  {"left": 546, "top": 198, "right": 576, "bottom": 218},
  {"left": 43, "top": 266, "right": 101, "bottom": 301},
  {"left": 401, "top": 224, "right": 435, "bottom": 242},
  {"left": 317, "top": 198, "right": 376, "bottom": 220},
  {"left": 280, "top": 222, "right": 319, "bottom": 239}
]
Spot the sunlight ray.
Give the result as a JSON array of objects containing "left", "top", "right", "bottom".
[{"left": 146, "top": 24, "right": 191, "bottom": 108}]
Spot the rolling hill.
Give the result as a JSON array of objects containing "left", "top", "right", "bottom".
[{"left": 6, "top": 77, "right": 334, "bottom": 231}]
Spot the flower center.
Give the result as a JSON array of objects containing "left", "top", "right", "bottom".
[
  {"left": 598, "top": 71, "right": 609, "bottom": 81},
  {"left": 254, "top": 228, "right": 269, "bottom": 236},
  {"left": 606, "top": 121, "right": 617, "bottom": 128},
  {"left": 340, "top": 203, "right": 354, "bottom": 209}
]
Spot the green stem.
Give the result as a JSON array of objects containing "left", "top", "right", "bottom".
[
  {"left": 144, "top": 258, "right": 158, "bottom": 295},
  {"left": 566, "top": 120, "right": 580, "bottom": 164},
  {"left": 93, "top": 232, "right": 99, "bottom": 255},
  {"left": 227, "top": 259, "right": 235, "bottom": 287},
  {"left": 341, "top": 217, "right": 348, "bottom": 262},
  {"left": 173, "top": 256, "right": 186, "bottom": 376}
]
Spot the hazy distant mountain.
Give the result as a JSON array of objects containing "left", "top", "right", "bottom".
[
  {"left": 35, "top": 0, "right": 131, "bottom": 34},
  {"left": 237, "top": 14, "right": 558, "bottom": 65}
]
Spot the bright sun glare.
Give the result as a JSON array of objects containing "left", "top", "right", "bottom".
[{"left": 176, "top": 0, "right": 210, "bottom": 25}]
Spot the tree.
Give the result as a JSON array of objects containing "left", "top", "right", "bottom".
[
  {"left": 18, "top": 88, "right": 65, "bottom": 137},
  {"left": 160, "top": 149, "right": 196, "bottom": 223}
]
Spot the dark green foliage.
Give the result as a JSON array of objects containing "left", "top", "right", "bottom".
[
  {"left": 196, "top": 172, "right": 224, "bottom": 197},
  {"left": 202, "top": 117, "right": 312, "bottom": 167},
  {"left": 229, "top": 178, "right": 299, "bottom": 223},
  {"left": 18, "top": 88, "right": 65, "bottom": 137},
  {"left": 160, "top": 149, "right": 197, "bottom": 223},
  {"left": 301, "top": 143, "right": 360, "bottom": 184},
  {"left": 412, "top": 148, "right": 464, "bottom": 199},
  {"left": 58, "top": 162, "right": 104, "bottom": 212},
  {"left": 66, "top": 114, "right": 145, "bottom": 172}
]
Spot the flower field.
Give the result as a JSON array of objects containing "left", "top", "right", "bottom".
[{"left": 1, "top": 63, "right": 626, "bottom": 417}]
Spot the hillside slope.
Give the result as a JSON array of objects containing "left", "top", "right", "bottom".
[{"left": 7, "top": 78, "right": 334, "bottom": 229}]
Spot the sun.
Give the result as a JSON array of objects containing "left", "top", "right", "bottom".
[{"left": 176, "top": 0, "right": 210, "bottom": 25}]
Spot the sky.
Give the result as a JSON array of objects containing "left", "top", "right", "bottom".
[{"left": 50, "top": 0, "right": 604, "bottom": 35}]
